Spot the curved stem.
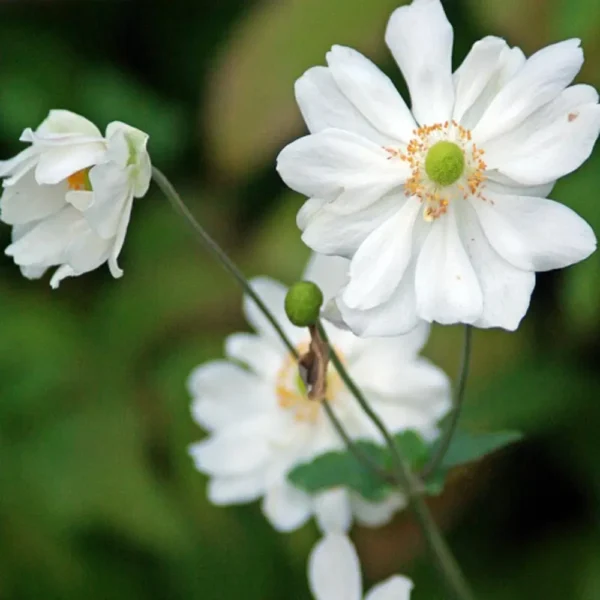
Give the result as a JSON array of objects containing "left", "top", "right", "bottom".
[
  {"left": 421, "top": 325, "right": 473, "bottom": 480},
  {"left": 151, "top": 166, "right": 298, "bottom": 359},
  {"left": 322, "top": 400, "right": 394, "bottom": 485},
  {"left": 317, "top": 322, "right": 410, "bottom": 476},
  {"left": 154, "top": 169, "right": 474, "bottom": 600},
  {"left": 318, "top": 321, "right": 475, "bottom": 600}
]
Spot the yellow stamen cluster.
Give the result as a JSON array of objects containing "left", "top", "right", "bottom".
[
  {"left": 66, "top": 168, "right": 92, "bottom": 192},
  {"left": 275, "top": 342, "right": 343, "bottom": 423},
  {"left": 385, "top": 120, "right": 487, "bottom": 221}
]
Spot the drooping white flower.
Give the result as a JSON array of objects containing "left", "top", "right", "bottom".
[
  {"left": 309, "top": 534, "right": 413, "bottom": 600},
  {"left": 277, "top": 0, "right": 599, "bottom": 336},
  {"left": 0, "top": 110, "right": 151, "bottom": 287},
  {"left": 188, "top": 254, "right": 450, "bottom": 534}
]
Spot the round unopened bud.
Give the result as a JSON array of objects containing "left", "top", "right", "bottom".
[{"left": 285, "top": 281, "right": 324, "bottom": 327}]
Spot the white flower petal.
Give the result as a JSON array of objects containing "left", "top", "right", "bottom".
[
  {"left": 34, "top": 143, "right": 106, "bottom": 186},
  {"left": 37, "top": 109, "right": 103, "bottom": 138},
  {"left": 295, "top": 67, "right": 393, "bottom": 144},
  {"left": 297, "top": 197, "right": 328, "bottom": 230},
  {"left": 63, "top": 226, "right": 111, "bottom": 275},
  {"left": 335, "top": 260, "right": 420, "bottom": 337},
  {"left": 351, "top": 493, "right": 407, "bottom": 528},
  {"left": 473, "top": 39, "right": 584, "bottom": 144},
  {"left": 473, "top": 193, "right": 596, "bottom": 272},
  {"left": 87, "top": 162, "right": 132, "bottom": 239},
  {"left": 1, "top": 170, "right": 66, "bottom": 225},
  {"left": 66, "top": 190, "right": 93, "bottom": 211},
  {"left": 188, "top": 360, "right": 271, "bottom": 430},
  {"left": 301, "top": 192, "right": 403, "bottom": 258},
  {"left": 484, "top": 86, "right": 600, "bottom": 185},
  {"left": 105, "top": 121, "right": 152, "bottom": 197},
  {"left": 326, "top": 45, "right": 416, "bottom": 142},
  {"left": 207, "top": 474, "right": 265, "bottom": 505},
  {"left": 343, "top": 198, "right": 420, "bottom": 310},
  {"left": 225, "top": 332, "right": 282, "bottom": 379},
  {"left": 49, "top": 264, "right": 76, "bottom": 289},
  {"left": 460, "top": 201, "right": 535, "bottom": 330},
  {"left": 20, "top": 264, "right": 48, "bottom": 280},
  {"left": 452, "top": 36, "right": 510, "bottom": 123},
  {"left": 5, "top": 206, "right": 80, "bottom": 266},
  {"left": 303, "top": 253, "right": 350, "bottom": 305},
  {"left": 107, "top": 195, "right": 134, "bottom": 279},
  {"left": 385, "top": 0, "right": 454, "bottom": 125},
  {"left": 308, "top": 535, "right": 362, "bottom": 600},
  {"left": 415, "top": 208, "right": 483, "bottom": 325},
  {"left": 0, "top": 145, "right": 38, "bottom": 183},
  {"left": 458, "top": 45, "right": 526, "bottom": 131},
  {"left": 353, "top": 348, "right": 450, "bottom": 417},
  {"left": 262, "top": 482, "right": 312, "bottom": 532},
  {"left": 484, "top": 177, "right": 555, "bottom": 200},
  {"left": 314, "top": 488, "right": 352, "bottom": 533},
  {"left": 365, "top": 576, "right": 414, "bottom": 600},
  {"left": 244, "top": 277, "right": 303, "bottom": 347},
  {"left": 276, "top": 129, "right": 407, "bottom": 213},
  {"left": 188, "top": 417, "right": 274, "bottom": 476}
]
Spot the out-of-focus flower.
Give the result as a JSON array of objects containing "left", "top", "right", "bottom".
[
  {"left": 309, "top": 534, "right": 413, "bottom": 600},
  {"left": 277, "top": 0, "right": 599, "bottom": 336},
  {"left": 188, "top": 255, "right": 450, "bottom": 534},
  {"left": 0, "top": 110, "right": 151, "bottom": 287}
]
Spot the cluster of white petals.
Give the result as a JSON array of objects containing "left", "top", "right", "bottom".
[
  {"left": 277, "top": 0, "right": 599, "bottom": 335},
  {"left": 309, "top": 534, "right": 412, "bottom": 600},
  {"left": 0, "top": 110, "right": 151, "bottom": 287},
  {"left": 188, "top": 254, "right": 450, "bottom": 533}
]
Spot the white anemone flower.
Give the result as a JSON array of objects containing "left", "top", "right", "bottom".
[
  {"left": 277, "top": 0, "right": 599, "bottom": 336},
  {"left": 188, "top": 255, "right": 450, "bottom": 533},
  {"left": 0, "top": 110, "right": 151, "bottom": 287},
  {"left": 309, "top": 534, "right": 413, "bottom": 600}
]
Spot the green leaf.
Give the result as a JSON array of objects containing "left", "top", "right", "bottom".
[
  {"left": 288, "top": 441, "right": 391, "bottom": 502},
  {"left": 393, "top": 430, "right": 430, "bottom": 468},
  {"left": 288, "top": 430, "right": 432, "bottom": 501},
  {"left": 435, "top": 430, "right": 523, "bottom": 470}
]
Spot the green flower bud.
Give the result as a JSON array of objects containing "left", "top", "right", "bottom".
[{"left": 285, "top": 281, "right": 324, "bottom": 327}]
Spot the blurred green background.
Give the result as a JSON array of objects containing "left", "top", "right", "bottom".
[{"left": 0, "top": 0, "right": 599, "bottom": 598}]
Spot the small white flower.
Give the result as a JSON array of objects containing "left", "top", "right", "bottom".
[
  {"left": 277, "top": 0, "right": 599, "bottom": 336},
  {"left": 309, "top": 534, "right": 413, "bottom": 600},
  {"left": 0, "top": 110, "right": 151, "bottom": 287},
  {"left": 188, "top": 255, "right": 450, "bottom": 534}
]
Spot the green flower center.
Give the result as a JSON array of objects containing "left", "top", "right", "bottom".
[{"left": 424, "top": 141, "right": 465, "bottom": 187}]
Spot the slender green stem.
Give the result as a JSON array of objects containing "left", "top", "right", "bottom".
[
  {"left": 318, "top": 320, "right": 474, "bottom": 600},
  {"left": 151, "top": 166, "right": 298, "bottom": 358},
  {"left": 322, "top": 400, "right": 394, "bottom": 485},
  {"left": 317, "top": 321, "right": 409, "bottom": 476},
  {"left": 421, "top": 325, "right": 473, "bottom": 480},
  {"left": 154, "top": 169, "right": 474, "bottom": 600}
]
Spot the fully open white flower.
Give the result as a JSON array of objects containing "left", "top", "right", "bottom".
[
  {"left": 188, "top": 255, "right": 450, "bottom": 533},
  {"left": 0, "top": 110, "right": 151, "bottom": 287},
  {"left": 309, "top": 534, "right": 413, "bottom": 600},
  {"left": 277, "top": 0, "right": 599, "bottom": 336}
]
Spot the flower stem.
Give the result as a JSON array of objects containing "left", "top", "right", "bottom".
[
  {"left": 321, "top": 400, "right": 395, "bottom": 485},
  {"left": 151, "top": 166, "right": 298, "bottom": 358},
  {"left": 154, "top": 168, "right": 474, "bottom": 600},
  {"left": 317, "top": 321, "right": 475, "bottom": 600},
  {"left": 421, "top": 325, "right": 473, "bottom": 480}
]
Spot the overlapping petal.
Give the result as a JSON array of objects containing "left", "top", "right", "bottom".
[
  {"left": 385, "top": 0, "right": 454, "bottom": 125},
  {"left": 276, "top": 129, "right": 408, "bottom": 213},
  {"left": 473, "top": 39, "right": 584, "bottom": 143}
]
